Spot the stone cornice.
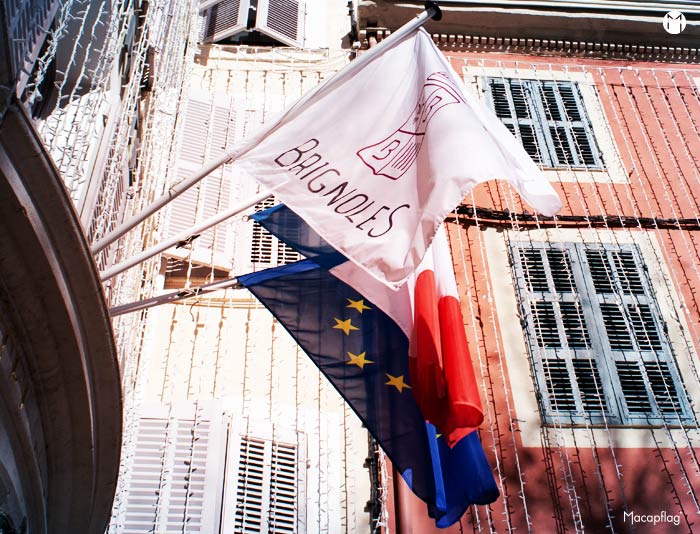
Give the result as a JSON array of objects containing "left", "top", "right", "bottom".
[{"left": 360, "top": 29, "right": 700, "bottom": 63}]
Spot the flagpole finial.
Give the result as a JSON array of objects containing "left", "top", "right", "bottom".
[{"left": 425, "top": 1, "right": 442, "bottom": 21}]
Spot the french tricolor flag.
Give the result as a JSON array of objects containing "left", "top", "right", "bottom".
[
  {"left": 251, "top": 204, "right": 484, "bottom": 443},
  {"left": 410, "top": 225, "right": 483, "bottom": 446}
]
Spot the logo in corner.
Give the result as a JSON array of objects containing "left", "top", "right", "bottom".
[{"left": 357, "top": 72, "right": 465, "bottom": 180}]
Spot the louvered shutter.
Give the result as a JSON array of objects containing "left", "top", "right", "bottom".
[
  {"left": 268, "top": 441, "right": 299, "bottom": 532},
  {"left": 255, "top": 0, "right": 305, "bottom": 47},
  {"left": 120, "top": 403, "right": 228, "bottom": 534},
  {"left": 487, "top": 78, "right": 546, "bottom": 164},
  {"left": 250, "top": 197, "right": 277, "bottom": 264},
  {"left": 196, "top": 97, "right": 236, "bottom": 259},
  {"left": 512, "top": 245, "right": 606, "bottom": 422},
  {"left": 250, "top": 197, "right": 302, "bottom": 267},
  {"left": 511, "top": 241, "right": 692, "bottom": 425},
  {"left": 222, "top": 426, "right": 306, "bottom": 534},
  {"left": 200, "top": 0, "right": 250, "bottom": 42},
  {"left": 584, "top": 247, "right": 687, "bottom": 422},
  {"left": 166, "top": 93, "right": 237, "bottom": 269},
  {"left": 487, "top": 78, "right": 602, "bottom": 169},
  {"left": 6, "top": 0, "right": 60, "bottom": 95}
]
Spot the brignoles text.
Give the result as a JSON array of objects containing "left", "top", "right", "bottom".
[{"left": 273, "top": 138, "right": 410, "bottom": 238}]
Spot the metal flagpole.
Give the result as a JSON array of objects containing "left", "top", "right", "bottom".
[
  {"left": 99, "top": 190, "right": 270, "bottom": 281},
  {"left": 109, "top": 277, "right": 243, "bottom": 316},
  {"left": 91, "top": 1, "right": 442, "bottom": 256}
]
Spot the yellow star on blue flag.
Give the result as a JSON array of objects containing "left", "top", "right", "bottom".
[
  {"left": 347, "top": 351, "right": 373, "bottom": 368},
  {"left": 346, "top": 298, "right": 371, "bottom": 313},
  {"left": 333, "top": 317, "right": 359, "bottom": 335},
  {"left": 385, "top": 373, "right": 412, "bottom": 393}
]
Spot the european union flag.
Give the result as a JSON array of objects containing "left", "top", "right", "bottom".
[{"left": 238, "top": 259, "right": 499, "bottom": 527}]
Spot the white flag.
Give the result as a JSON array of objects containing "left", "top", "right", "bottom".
[{"left": 231, "top": 28, "right": 561, "bottom": 288}]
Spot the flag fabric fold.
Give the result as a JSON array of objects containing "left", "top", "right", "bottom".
[
  {"left": 410, "top": 226, "right": 484, "bottom": 446},
  {"left": 252, "top": 204, "right": 484, "bottom": 444},
  {"left": 237, "top": 259, "right": 499, "bottom": 527},
  {"left": 231, "top": 27, "right": 561, "bottom": 288}
]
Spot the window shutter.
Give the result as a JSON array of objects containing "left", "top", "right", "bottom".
[
  {"left": 268, "top": 441, "right": 298, "bottom": 533},
  {"left": 644, "top": 361, "right": 683, "bottom": 415},
  {"left": 7, "top": 0, "right": 60, "bottom": 95},
  {"left": 255, "top": 0, "right": 305, "bottom": 47},
  {"left": 235, "top": 437, "right": 268, "bottom": 532},
  {"left": 542, "top": 359, "right": 576, "bottom": 412},
  {"left": 250, "top": 197, "right": 277, "bottom": 264},
  {"left": 122, "top": 417, "right": 169, "bottom": 533},
  {"left": 179, "top": 97, "right": 212, "bottom": 166},
  {"left": 120, "top": 404, "right": 227, "bottom": 533},
  {"left": 196, "top": 98, "right": 236, "bottom": 258},
  {"left": 513, "top": 241, "right": 693, "bottom": 425},
  {"left": 166, "top": 167, "right": 202, "bottom": 243},
  {"left": 166, "top": 93, "right": 237, "bottom": 269},
  {"left": 530, "top": 302, "right": 560, "bottom": 348},
  {"left": 223, "top": 428, "right": 306, "bottom": 534},
  {"left": 250, "top": 197, "right": 302, "bottom": 266},
  {"left": 487, "top": 78, "right": 602, "bottom": 169},
  {"left": 486, "top": 79, "right": 544, "bottom": 164},
  {"left": 616, "top": 361, "right": 653, "bottom": 415},
  {"left": 201, "top": 0, "right": 250, "bottom": 42},
  {"left": 559, "top": 302, "right": 589, "bottom": 349},
  {"left": 571, "top": 359, "right": 606, "bottom": 412}
]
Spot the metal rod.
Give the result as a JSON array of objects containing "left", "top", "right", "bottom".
[
  {"left": 90, "top": 2, "right": 440, "bottom": 256},
  {"left": 109, "top": 277, "right": 243, "bottom": 317},
  {"left": 91, "top": 151, "right": 235, "bottom": 254},
  {"left": 100, "top": 190, "right": 271, "bottom": 281}
]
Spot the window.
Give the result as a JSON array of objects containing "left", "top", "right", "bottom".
[
  {"left": 232, "top": 437, "right": 300, "bottom": 533},
  {"left": 118, "top": 403, "right": 306, "bottom": 533},
  {"left": 120, "top": 404, "right": 227, "bottom": 533},
  {"left": 165, "top": 93, "right": 237, "bottom": 270},
  {"left": 486, "top": 78, "right": 603, "bottom": 169},
  {"left": 199, "top": 0, "right": 305, "bottom": 47},
  {"left": 250, "top": 197, "right": 302, "bottom": 266},
  {"left": 510, "top": 242, "right": 693, "bottom": 426}
]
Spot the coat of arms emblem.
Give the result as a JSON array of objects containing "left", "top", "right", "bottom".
[{"left": 357, "top": 72, "right": 465, "bottom": 180}]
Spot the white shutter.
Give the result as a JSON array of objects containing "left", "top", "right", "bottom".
[
  {"left": 249, "top": 196, "right": 302, "bottom": 267},
  {"left": 221, "top": 423, "right": 306, "bottom": 534},
  {"left": 120, "top": 403, "right": 228, "bottom": 534},
  {"left": 179, "top": 97, "right": 212, "bottom": 167},
  {"left": 201, "top": 0, "right": 250, "bottom": 42},
  {"left": 166, "top": 93, "right": 237, "bottom": 269},
  {"left": 268, "top": 441, "right": 300, "bottom": 533},
  {"left": 255, "top": 0, "right": 305, "bottom": 47}
]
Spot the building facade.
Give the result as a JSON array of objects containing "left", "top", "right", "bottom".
[
  {"left": 107, "top": 2, "right": 377, "bottom": 532},
  {"left": 358, "top": 1, "right": 700, "bottom": 532}
]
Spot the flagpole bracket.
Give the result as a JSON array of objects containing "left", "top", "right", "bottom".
[{"left": 425, "top": 1, "right": 442, "bottom": 21}]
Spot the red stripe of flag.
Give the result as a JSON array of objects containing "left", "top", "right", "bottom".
[{"left": 409, "top": 227, "right": 484, "bottom": 446}]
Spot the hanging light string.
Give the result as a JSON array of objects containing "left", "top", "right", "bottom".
[
  {"left": 108, "top": 0, "right": 200, "bottom": 526},
  {"left": 497, "top": 59, "right": 585, "bottom": 534},
  {"left": 24, "top": 0, "right": 79, "bottom": 107},
  {"left": 610, "top": 66, "right": 700, "bottom": 510},
  {"left": 452, "top": 198, "right": 509, "bottom": 534},
  {"left": 449, "top": 53, "right": 700, "bottom": 532},
  {"left": 615, "top": 66, "right": 700, "bottom": 522},
  {"left": 543, "top": 62, "right": 630, "bottom": 530}
]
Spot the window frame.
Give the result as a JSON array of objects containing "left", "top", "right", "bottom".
[
  {"left": 462, "top": 65, "right": 627, "bottom": 184},
  {"left": 510, "top": 241, "right": 694, "bottom": 427},
  {"left": 485, "top": 77, "right": 604, "bottom": 170}
]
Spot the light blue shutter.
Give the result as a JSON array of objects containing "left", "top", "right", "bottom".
[{"left": 486, "top": 78, "right": 602, "bottom": 169}]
